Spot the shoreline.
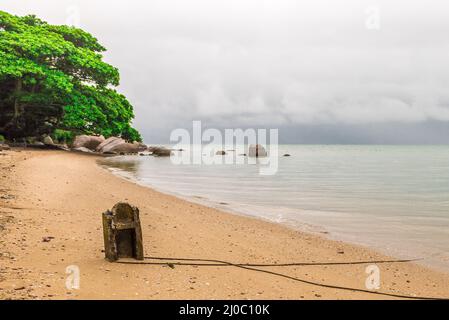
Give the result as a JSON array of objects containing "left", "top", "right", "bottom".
[
  {"left": 100, "top": 156, "right": 449, "bottom": 274},
  {"left": 1, "top": 149, "right": 449, "bottom": 299}
]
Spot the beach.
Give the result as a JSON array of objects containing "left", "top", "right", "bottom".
[{"left": 1, "top": 149, "right": 449, "bottom": 300}]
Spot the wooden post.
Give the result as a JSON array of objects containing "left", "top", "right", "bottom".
[{"left": 102, "top": 202, "right": 144, "bottom": 262}]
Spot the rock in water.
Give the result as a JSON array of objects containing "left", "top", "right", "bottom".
[
  {"left": 0, "top": 144, "right": 10, "bottom": 151},
  {"left": 248, "top": 144, "right": 267, "bottom": 157},
  {"left": 216, "top": 150, "right": 226, "bottom": 155},
  {"left": 151, "top": 147, "right": 172, "bottom": 157},
  {"left": 43, "top": 135, "right": 54, "bottom": 145},
  {"left": 73, "top": 135, "right": 105, "bottom": 150}
]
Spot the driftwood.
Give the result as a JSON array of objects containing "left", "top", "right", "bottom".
[{"left": 102, "top": 202, "right": 144, "bottom": 262}]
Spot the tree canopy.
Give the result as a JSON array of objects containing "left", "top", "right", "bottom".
[{"left": 0, "top": 11, "right": 141, "bottom": 142}]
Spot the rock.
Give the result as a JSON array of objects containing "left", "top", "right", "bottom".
[
  {"left": 248, "top": 144, "right": 267, "bottom": 158},
  {"left": 43, "top": 136, "right": 54, "bottom": 145},
  {"left": 56, "top": 144, "right": 69, "bottom": 151},
  {"left": 96, "top": 137, "right": 125, "bottom": 153},
  {"left": 109, "top": 142, "right": 140, "bottom": 154},
  {"left": 73, "top": 135, "right": 105, "bottom": 150},
  {"left": 216, "top": 150, "right": 226, "bottom": 155},
  {"left": 72, "top": 147, "right": 94, "bottom": 154},
  {"left": 24, "top": 142, "right": 68, "bottom": 151},
  {"left": 283, "top": 154, "right": 291, "bottom": 157},
  {"left": 0, "top": 144, "right": 10, "bottom": 151},
  {"left": 133, "top": 141, "right": 147, "bottom": 152},
  {"left": 42, "top": 236, "right": 54, "bottom": 243},
  {"left": 30, "top": 142, "right": 44, "bottom": 147},
  {"left": 151, "top": 147, "right": 172, "bottom": 157}
]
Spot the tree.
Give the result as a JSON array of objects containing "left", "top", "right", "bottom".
[{"left": 0, "top": 11, "right": 142, "bottom": 142}]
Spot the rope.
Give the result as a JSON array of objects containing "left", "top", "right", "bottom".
[
  {"left": 143, "top": 255, "right": 421, "bottom": 267},
  {"left": 114, "top": 255, "right": 446, "bottom": 300}
]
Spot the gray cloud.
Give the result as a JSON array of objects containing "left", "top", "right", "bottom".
[{"left": 2, "top": 0, "right": 449, "bottom": 143}]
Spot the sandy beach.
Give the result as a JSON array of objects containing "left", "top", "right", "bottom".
[{"left": 1, "top": 148, "right": 449, "bottom": 300}]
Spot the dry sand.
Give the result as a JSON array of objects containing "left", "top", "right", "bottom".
[{"left": 1, "top": 149, "right": 449, "bottom": 300}]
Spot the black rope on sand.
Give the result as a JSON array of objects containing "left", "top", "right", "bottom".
[
  {"left": 115, "top": 255, "right": 445, "bottom": 300},
  {"left": 150, "top": 256, "right": 422, "bottom": 267}
]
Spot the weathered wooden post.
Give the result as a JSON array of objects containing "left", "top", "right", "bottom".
[{"left": 102, "top": 202, "right": 144, "bottom": 262}]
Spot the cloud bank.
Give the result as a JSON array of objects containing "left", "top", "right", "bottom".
[{"left": 2, "top": 0, "right": 449, "bottom": 143}]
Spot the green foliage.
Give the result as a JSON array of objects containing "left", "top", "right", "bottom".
[
  {"left": 0, "top": 10, "right": 141, "bottom": 141},
  {"left": 0, "top": 134, "right": 5, "bottom": 142},
  {"left": 52, "top": 129, "right": 74, "bottom": 144},
  {"left": 121, "top": 125, "right": 142, "bottom": 142}
]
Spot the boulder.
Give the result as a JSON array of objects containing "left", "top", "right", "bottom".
[
  {"left": 94, "top": 136, "right": 142, "bottom": 154},
  {"left": 73, "top": 135, "right": 105, "bottom": 150},
  {"left": 248, "top": 144, "right": 267, "bottom": 158},
  {"left": 56, "top": 144, "right": 70, "bottom": 151},
  {"left": 133, "top": 141, "right": 148, "bottom": 152},
  {"left": 73, "top": 147, "right": 94, "bottom": 153},
  {"left": 151, "top": 147, "right": 172, "bottom": 157},
  {"left": 43, "top": 136, "right": 54, "bottom": 145},
  {"left": 0, "top": 144, "right": 10, "bottom": 151},
  {"left": 283, "top": 154, "right": 291, "bottom": 157},
  {"left": 216, "top": 150, "right": 226, "bottom": 155},
  {"left": 109, "top": 142, "right": 140, "bottom": 154},
  {"left": 96, "top": 137, "right": 125, "bottom": 153}
]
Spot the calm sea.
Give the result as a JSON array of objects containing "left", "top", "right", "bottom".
[{"left": 100, "top": 145, "right": 449, "bottom": 271}]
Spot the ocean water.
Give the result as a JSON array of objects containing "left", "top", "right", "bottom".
[{"left": 99, "top": 145, "right": 449, "bottom": 271}]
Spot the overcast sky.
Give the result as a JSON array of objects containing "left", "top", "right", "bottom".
[{"left": 2, "top": 0, "right": 449, "bottom": 143}]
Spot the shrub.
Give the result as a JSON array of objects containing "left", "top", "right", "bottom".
[{"left": 52, "top": 129, "right": 74, "bottom": 144}]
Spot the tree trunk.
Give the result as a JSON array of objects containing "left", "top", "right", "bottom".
[{"left": 13, "top": 78, "right": 23, "bottom": 118}]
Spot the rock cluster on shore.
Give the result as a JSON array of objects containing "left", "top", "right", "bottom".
[
  {"left": 2, "top": 135, "right": 279, "bottom": 160},
  {"left": 73, "top": 135, "right": 105, "bottom": 150},
  {"left": 70, "top": 134, "right": 174, "bottom": 157},
  {"left": 71, "top": 135, "right": 146, "bottom": 155},
  {"left": 10, "top": 135, "right": 70, "bottom": 151}
]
